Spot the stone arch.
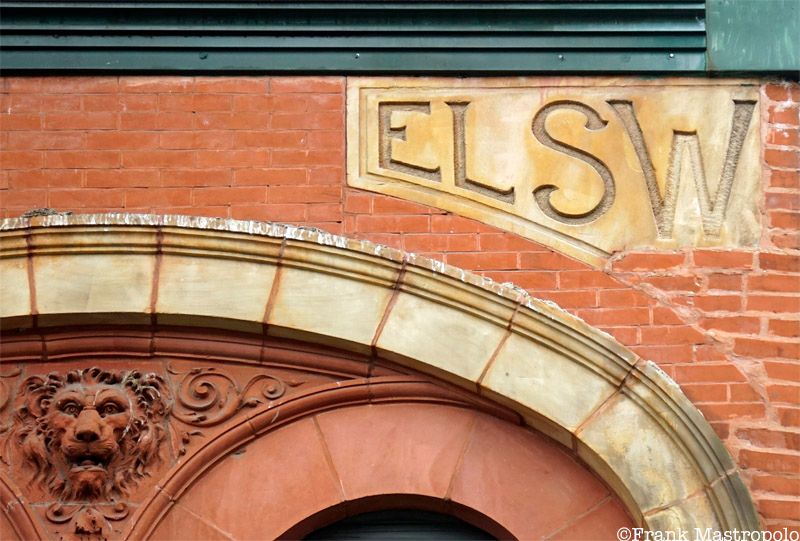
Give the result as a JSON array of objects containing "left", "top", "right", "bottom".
[{"left": 0, "top": 214, "right": 760, "bottom": 534}]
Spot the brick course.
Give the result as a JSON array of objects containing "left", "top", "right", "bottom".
[{"left": 1, "top": 76, "right": 798, "bottom": 530}]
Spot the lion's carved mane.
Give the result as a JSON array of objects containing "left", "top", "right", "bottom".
[{"left": 11, "top": 367, "right": 171, "bottom": 502}]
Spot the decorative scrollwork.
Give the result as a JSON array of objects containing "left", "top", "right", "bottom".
[
  {"left": 168, "top": 365, "right": 303, "bottom": 427},
  {"left": 46, "top": 502, "right": 128, "bottom": 524},
  {"left": 0, "top": 368, "right": 21, "bottom": 413},
  {"left": 0, "top": 368, "right": 22, "bottom": 457},
  {"left": 47, "top": 502, "right": 128, "bottom": 540}
]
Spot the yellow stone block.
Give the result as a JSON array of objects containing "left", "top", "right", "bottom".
[
  {"left": 0, "top": 257, "right": 30, "bottom": 319},
  {"left": 268, "top": 266, "right": 394, "bottom": 353},
  {"left": 34, "top": 253, "right": 154, "bottom": 316},
  {"left": 482, "top": 332, "right": 618, "bottom": 432},
  {"left": 376, "top": 291, "right": 507, "bottom": 387},
  {"left": 157, "top": 254, "right": 276, "bottom": 332}
]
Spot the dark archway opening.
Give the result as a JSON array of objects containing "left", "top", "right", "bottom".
[{"left": 303, "top": 509, "right": 496, "bottom": 541}]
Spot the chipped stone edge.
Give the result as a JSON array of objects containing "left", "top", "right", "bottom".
[{"left": 2, "top": 213, "right": 602, "bottom": 331}]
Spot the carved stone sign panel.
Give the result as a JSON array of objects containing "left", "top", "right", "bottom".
[{"left": 347, "top": 78, "right": 761, "bottom": 265}]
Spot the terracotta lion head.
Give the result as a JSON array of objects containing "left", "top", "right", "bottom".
[{"left": 11, "top": 367, "right": 171, "bottom": 502}]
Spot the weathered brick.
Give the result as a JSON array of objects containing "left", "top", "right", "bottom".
[
  {"left": 757, "top": 499, "right": 800, "bottom": 521},
  {"left": 0, "top": 150, "right": 43, "bottom": 169},
  {"left": 694, "top": 295, "right": 742, "bottom": 312},
  {"left": 194, "top": 186, "right": 267, "bottom": 206},
  {"left": 125, "top": 188, "right": 191, "bottom": 208},
  {"left": 122, "top": 150, "right": 195, "bottom": 168},
  {"left": 641, "top": 325, "right": 706, "bottom": 345},
  {"left": 752, "top": 474, "right": 800, "bottom": 496},
  {"left": 0, "top": 189, "right": 48, "bottom": 209},
  {"left": 769, "top": 170, "right": 800, "bottom": 189},
  {"left": 740, "top": 448, "right": 800, "bottom": 474},
  {"left": 674, "top": 364, "right": 747, "bottom": 383},
  {"left": 270, "top": 185, "right": 341, "bottom": 204},
  {"left": 767, "top": 384, "right": 800, "bottom": 404},
  {"left": 234, "top": 131, "right": 306, "bottom": 149},
  {"left": 559, "top": 270, "right": 620, "bottom": 289},
  {"left": 729, "top": 383, "right": 761, "bottom": 402},
  {"left": 612, "top": 252, "right": 685, "bottom": 271},
  {"left": 86, "top": 132, "right": 159, "bottom": 150},
  {"left": 373, "top": 197, "right": 435, "bottom": 215},
  {"left": 86, "top": 169, "right": 159, "bottom": 188},
  {"left": 697, "top": 403, "right": 766, "bottom": 421},
  {"left": 194, "top": 77, "right": 267, "bottom": 93},
  {"left": 693, "top": 250, "right": 754, "bottom": 268},
  {"left": 597, "top": 289, "right": 652, "bottom": 307},
  {"left": 233, "top": 168, "right": 307, "bottom": 186},
  {"left": 679, "top": 383, "right": 727, "bottom": 403},
  {"left": 575, "top": 308, "right": 650, "bottom": 326},
  {"left": 747, "top": 294, "right": 800, "bottom": 313},
  {"left": 45, "top": 113, "right": 116, "bottom": 130},
  {"left": 446, "top": 252, "right": 518, "bottom": 271},
  {"left": 766, "top": 84, "right": 799, "bottom": 102},
  {"left": 701, "top": 316, "right": 761, "bottom": 334},
  {"left": 161, "top": 169, "right": 232, "bottom": 187},
  {"left": 631, "top": 344, "right": 693, "bottom": 364},
  {"left": 642, "top": 275, "right": 702, "bottom": 292},
  {"left": 231, "top": 203, "right": 306, "bottom": 222},
  {"left": 42, "top": 77, "right": 117, "bottom": 94},
  {"left": 196, "top": 150, "right": 269, "bottom": 168},
  {"left": 706, "top": 273, "right": 744, "bottom": 291},
  {"left": 750, "top": 273, "right": 800, "bottom": 292},
  {"left": 10, "top": 169, "right": 83, "bottom": 189},
  {"left": 769, "top": 320, "right": 800, "bottom": 339},
  {"left": 7, "top": 131, "right": 83, "bottom": 150},
  {"left": 270, "top": 77, "right": 344, "bottom": 94},
  {"left": 0, "top": 114, "right": 42, "bottom": 131},
  {"left": 768, "top": 105, "right": 800, "bottom": 126},
  {"left": 119, "top": 76, "right": 194, "bottom": 93},
  {"left": 768, "top": 210, "right": 800, "bottom": 229},
  {"left": 765, "top": 148, "right": 800, "bottom": 168},
  {"left": 767, "top": 127, "right": 800, "bottom": 147},
  {"left": 45, "top": 150, "right": 120, "bottom": 169},
  {"left": 533, "top": 290, "right": 597, "bottom": 309},
  {"left": 761, "top": 253, "right": 800, "bottom": 272},
  {"left": 49, "top": 189, "right": 124, "bottom": 209}
]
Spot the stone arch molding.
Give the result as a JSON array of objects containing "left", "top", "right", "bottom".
[{"left": 0, "top": 213, "right": 759, "bottom": 535}]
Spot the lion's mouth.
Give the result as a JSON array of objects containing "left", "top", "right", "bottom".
[{"left": 69, "top": 454, "right": 109, "bottom": 472}]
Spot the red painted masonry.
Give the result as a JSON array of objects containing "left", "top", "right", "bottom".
[{"left": 1, "top": 76, "right": 798, "bottom": 531}]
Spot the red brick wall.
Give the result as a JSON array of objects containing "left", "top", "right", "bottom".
[{"left": 1, "top": 76, "right": 798, "bottom": 530}]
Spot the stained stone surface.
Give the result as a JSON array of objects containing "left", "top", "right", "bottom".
[
  {"left": 157, "top": 254, "right": 276, "bottom": 332},
  {"left": 0, "top": 256, "right": 29, "bottom": 320},
  {"left": 481, "top": 332, "right": 619, "bottom": 432},
  {"left": 347, "top": 77, "right": 761, "bottom": 266}
]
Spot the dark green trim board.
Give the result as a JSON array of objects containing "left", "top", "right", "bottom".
[
  {"left": 707, "top": 0, "right": 799, "bottom": 72},
  {"left": 0, "top": 0, "right": 794, "bottom": 75},
  {"left": 0, "top": 1, "right": 706, "bottom": 73}
]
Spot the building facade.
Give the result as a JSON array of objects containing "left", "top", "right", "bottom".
[{"left": 0, "top": 1, "right": 798, "bottom": 539}]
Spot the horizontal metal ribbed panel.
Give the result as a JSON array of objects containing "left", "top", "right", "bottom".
[{"left": 0, "top": 1, "right": 706, "bottom": 73}]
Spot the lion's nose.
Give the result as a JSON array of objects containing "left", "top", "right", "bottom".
[{"left": 75, "top": 408, "right": 102, "bottom": 442}]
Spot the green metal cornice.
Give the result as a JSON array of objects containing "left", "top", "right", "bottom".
[{"left": 0, "top": 1, "right": 707, "bottom": 73}]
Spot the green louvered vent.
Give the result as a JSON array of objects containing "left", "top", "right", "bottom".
[{"left": 0, "top": 1, "right": 707, "bottom": 73}]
